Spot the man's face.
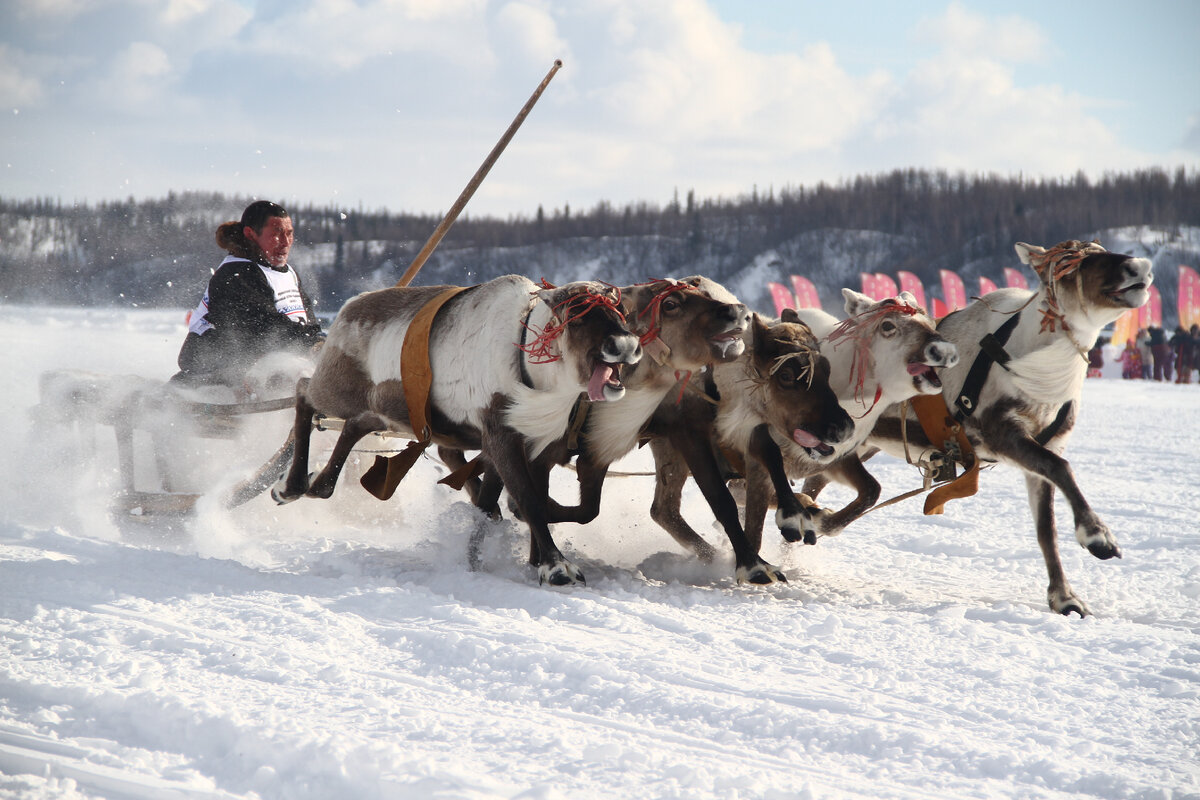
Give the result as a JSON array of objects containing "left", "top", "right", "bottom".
[{"left": 245, "top": 216, "right": 294, "bottom": 267}]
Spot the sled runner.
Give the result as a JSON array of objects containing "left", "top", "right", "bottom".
[{"left": 30, "top": 369, "right": 306, "bottom": 519}]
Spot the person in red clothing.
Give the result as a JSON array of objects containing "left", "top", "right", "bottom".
[
  {"left": 172, "top": 201, "right": 323, "bottom": 386},
  {"left": 1119, "top": 339, "right": 1143, "bottom": 379}
]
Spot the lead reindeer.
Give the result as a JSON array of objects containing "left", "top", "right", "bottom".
[
  {"left": 818, "top": 240, "right": 1153, "bottom": 616},
  {"left": 272, "top": 275, "right": 642, "bottom": 585}
]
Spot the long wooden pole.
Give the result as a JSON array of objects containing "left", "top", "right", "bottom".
[{"left": 394, "top": 58, "right": 563, "bottom": 288}]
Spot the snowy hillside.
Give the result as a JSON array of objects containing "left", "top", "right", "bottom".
[{"left": 1, "top": 306, "right": 1198, "bottom": 800}]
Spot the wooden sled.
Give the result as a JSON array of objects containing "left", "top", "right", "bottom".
[{"left": 31, "top": 369, "right": 301, "bottom": 521}]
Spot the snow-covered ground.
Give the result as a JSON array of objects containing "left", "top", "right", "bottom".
[{"left": 1, "top": 305, "right": 1197, "bottom": 800}]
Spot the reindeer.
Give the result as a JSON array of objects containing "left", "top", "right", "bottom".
[
  {"left": 271, "top": 275, "right": 642, "bottom": 586},
  {"left": 644, "top": 309, "right": 856, "bottom": 582},
  {"left": 450, "top": 277, "right": 757, "bottom": 583},
  {"left": 650, "top": 292, "right": 958, "bottom": 563},
  {"left": 836, "top": 241, "right": 1154, "bottom": 616}
]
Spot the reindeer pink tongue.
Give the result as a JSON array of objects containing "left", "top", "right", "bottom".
[
  {"left": 588, "top": 364, "right": 615, "bottom": 401},
  {"left": 793, "top": 429, "right": 822, "bottom": 448}
]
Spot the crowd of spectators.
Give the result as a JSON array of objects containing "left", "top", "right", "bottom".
[{"left": 1116, "top": 325, "right": 1199, "bottom": 382}]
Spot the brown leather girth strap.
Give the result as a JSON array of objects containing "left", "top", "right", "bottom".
[
  {"left": 438, "top": 456, "right": 486, "bottom": 491},
  {"left": 360, "top": 286, "right": 469, "bottom": 501},
  {"left": 909, "top": 394, "right": 980, "bottom": 515}
]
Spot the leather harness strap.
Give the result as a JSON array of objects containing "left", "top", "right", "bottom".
[
  {"left": 953, "top": 311, "right": 1020, "bottom": 421},
  {"left": 905, "top": 311, "right": 1022, "bottom": 515},
  {"left": 360, "top": 286, "right": 470, "bottom": 501},
  {"left": 910, "top": 394, "right": 980, "bottom": 515}
]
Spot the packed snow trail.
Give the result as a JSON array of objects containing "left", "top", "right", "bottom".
[{"left": 1, "top": 306, "right": 1197, "bottom": 800}]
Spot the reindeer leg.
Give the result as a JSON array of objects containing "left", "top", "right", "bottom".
[
  {"left": 981, "top": 404, "right": 1117, "bottom": 561},
  {"left": 980, "top": 404, "right": 1119, "bottom": 561},
  {"left": 799, "top": 473, "right": 830, "bottom": 502},
  {"left": 544, "top": 454, "right": 609, "bottom": 525},
  {"left": 800, "top": 446, "right": 878, "bottom": 504},
  {"left": 813, "top": 454, "right": 881, "bottom": 537},
  {"left": 484, "top": 408, "right": 582, "bottom": 586},
  {"left": 273, "top": 379, "right": 317, "bottom": 503},
  {"left": 648, "top": 437, "right": 717, "bottom": 562},
  {"left": 304, "top": 411, "right": 389, "bottom": 499},
  {"left": 1026, "top": 474, "right": 1089, "bottom": 617},
  {"left": 748, "top": 425, "right": 807, "bottom": 546},
  {"left": 674, "top": 426, "right": 785, "bottom": 585}
]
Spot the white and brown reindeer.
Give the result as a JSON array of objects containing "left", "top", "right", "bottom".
[
  {"left": 828, "top": 240, "right": 1154, "bottom": 616},
  {"left": 651, "top": 291, "right": 958, "bottom": 563},
  {"left": 271, "top": 275, "right": 642, "bottom": 586},
  {"left": 449, "top": 276, "right": 759, "bottom": 583},
  {"left": 644, "top": 309, "right": 856, "bottom": 582}
]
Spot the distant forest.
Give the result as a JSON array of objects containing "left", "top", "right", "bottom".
[{"left": 2, "top": 166, "right": 1197, "bottom": 312}]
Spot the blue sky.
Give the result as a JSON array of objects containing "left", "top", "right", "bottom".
[{"left": 2, "top": 0, "right": 1196, "bottom": 218}]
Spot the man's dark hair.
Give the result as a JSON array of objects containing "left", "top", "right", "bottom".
[
  {"left": 239, "top": 200, "right": 290, "bottom": 233},
  {"left": 216, "top": 200, "right": 290, "bottom": 258}
]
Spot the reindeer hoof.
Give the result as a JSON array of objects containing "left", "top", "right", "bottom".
[
  {"left": 1076, "top": 518, "right": 1120, "bottom": 560},
  {"left": 272, "top": 471, "right": 319, "bottom": 505},
  {"left": 736, "top": 560, "right": 788, "bottom": 585},
  {"left": 539, "top": 561, "right": 585, "bottom": 586},
  {"left": 271, "top": 473, "right": 304, "bottom": 505},
  {"left": 779, "top": 523, "right": 804, "bottom": 543},
  {"left": 1049, "top": 586, "right": 1091, "bottom": 617}
]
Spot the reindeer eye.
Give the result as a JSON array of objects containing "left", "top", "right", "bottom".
[
  {"left": 880, "top": 320, "right": 898, "bottom": 335},
  {"left": 661, "top": 297, "right": 682, "bottom": 314}
]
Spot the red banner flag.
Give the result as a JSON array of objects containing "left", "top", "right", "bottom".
[
  {"left": 860, "top": 272, "right": 881, "bottom": 300},
  {"left": 789, "top": 275, "right": 822, "bottom": 309},
  {"left": 1179, "top": 266, "right": 1200, "bottom": 329},
  {"left": 875, "top": 273, "right": 899, "bottom": 298},
  {"left": 931, "top": 298, "right": 950, "bottom": 319},
  {"left": 1003, "top": 267, "right": 1029, "bottom": 290},
  {"left": 896, "top": 271, "right": 927, "bottom": 309},
  {"left": 940, "top": 269, "right": 967, "bottom": 312},
  {"left": 979, "top": 276, "right": 999, "bottom": 295},
  {"left": 767, "top": 282, "right": 795, "bottom": 316}
]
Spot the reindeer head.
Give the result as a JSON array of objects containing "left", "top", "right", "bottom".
[
  {"left": 622, "top": 276, "right": 752, "bottom": 373},
  {"left": 527, "top": 281, "right": 642, "bottom": 402},
  {"left": 751, "top": 310, "right": 854, "bottom": 462},
  {"left": 832, "top": 289, "right": 959, "bottom": 405},
  {"left": 1016, "top": 240, "right": 1153, "bottom": 330}
]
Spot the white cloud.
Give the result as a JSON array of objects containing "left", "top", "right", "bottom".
[
  {"left": 0, "top": 44, "right": 43, "bottom": 107},
  {"left": 912, "top": 0, "right": 1049, "bottom": 64},
  {"left": 0, "top": 0, "right": 1188, "bottom": 213},
  {"left": 495, "top": 2, "right": 571, "bottom": 66},
  {"left": 98, "top": 41, "right": 175, "bottom": 110},
  {"left": 238, "top": 0, "right": 488, "bottom": 73}
]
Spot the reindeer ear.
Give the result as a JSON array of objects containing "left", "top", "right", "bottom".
[
  {"left": 750, "top": 312, "right": 771, "bottom": 348},
  {"left": 780, "top": 307, "right": 800, "bottom": 324},
  {"left": 842, "top": 287, "right": 873, "bottom": 317},
  {"left": 897, "top": 290, "right": 921, "bottom": 309},
  {"left": 535, "top": 286, "right": 560, "bottom": 308},
  {"left": 1014, "top": 242, "right": 1045, "bottom": 266},
  {"left": 621, "top": 283, "right": 653, "bottom": 317}
]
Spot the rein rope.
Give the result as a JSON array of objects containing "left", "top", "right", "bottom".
[
  {"left": 518, "top": 280, "right": 625, "bottom": 364},
  {"left": 635, "top": 279, "right": 697, "bottom": 347}
]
